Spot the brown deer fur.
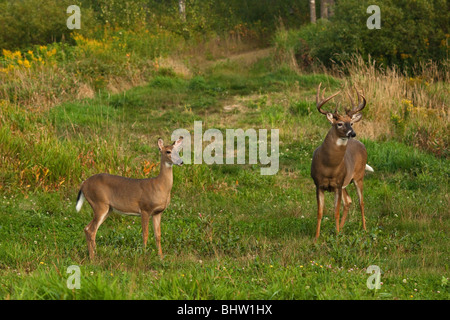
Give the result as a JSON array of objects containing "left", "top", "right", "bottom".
[
  {"left": 76, "top": 137, "right": 183, "bottom": 259},
  {"left": 311, "top": 83, "right": 373, "bottom": 240}
]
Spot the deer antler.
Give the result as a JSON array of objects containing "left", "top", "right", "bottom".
[
  {"left": 345, "top": 86, "right": 366, "bottom": 116},
  {"left": 316, "top": 83, "right": 340, "bottom": 115}
]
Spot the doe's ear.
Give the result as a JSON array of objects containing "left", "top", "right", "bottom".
[
  {"left": 157, "top": 138, "right": 164, "bottom": 151},
  {"left": 173, "top": 136, "right": 183, "bottom": 150},
  {"left": 351, "top": 113, "right": 363, "bottom": 123},
  {"left": 326, "top": 113, "right": 335, "bottom": 124}
]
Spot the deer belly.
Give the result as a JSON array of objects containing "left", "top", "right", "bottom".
[{"left": 112, "top": 207, "right": 141, "bottom": 216}]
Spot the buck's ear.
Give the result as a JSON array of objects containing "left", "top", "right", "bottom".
[
  {"left": 351, "top": 113, "right": 362, "bottom": 123},
  {"left": 157, "top": 138, "right": 164, "bottom": 151},
  {"left": 326, "top": 113, "right": 335, "bottom": 124},
  {"left": 173, "top": 136, "right": 183, "bottom": 150}
]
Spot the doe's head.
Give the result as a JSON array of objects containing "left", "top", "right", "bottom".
[{"left": 158, "top": 137, "right": 184, "bottom": 166}]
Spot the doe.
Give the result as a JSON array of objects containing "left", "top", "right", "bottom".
[
  {"left": 311, "top": 83, "right": 373, "bottom": 241},
  {"left": 75, "top": 137, "right": 184, "bottom": 259}
]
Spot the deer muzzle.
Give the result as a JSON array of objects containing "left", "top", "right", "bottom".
[
  {"left": 346, "top": 129, "right": 356, "bottom": 138},
  {"left": 172, "top": 151, "right": 184, "bottom": 166}
]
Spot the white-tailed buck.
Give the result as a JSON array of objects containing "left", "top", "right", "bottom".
[
  {"left": 76, "top": 137, "right": 184, "bottom": 259},
  {"left": 311, "top": 83, "right": 373, "bottom": 240}
]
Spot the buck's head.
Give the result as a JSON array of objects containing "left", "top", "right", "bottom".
[
  {"left": 316, "top": 83, "right": 366, "bottom": 140},
  {"left": 158, "top": 137, "right": 184, "bottom": 166}
]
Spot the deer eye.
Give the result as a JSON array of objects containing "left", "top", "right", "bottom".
[
  {"left": 337, "top": 123, "right": 343, "bottom": 127},
  {"left": 166, "top": 151, "right": 171, "bottom": 154}
]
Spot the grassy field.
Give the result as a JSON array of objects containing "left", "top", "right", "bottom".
[{"left": 0, "top": 46, "right": 448, "bottom": 300}]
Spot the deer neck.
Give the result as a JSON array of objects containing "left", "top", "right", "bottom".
[
  {"left": 155, "top": 160, "right": 173, "bottom": 192},
  {"left": 321, "top": 128, "right": 348, "bottom": 167}
]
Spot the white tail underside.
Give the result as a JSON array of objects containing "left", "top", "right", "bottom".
[
  {"left": 76, "top": 192, "right": 85, "bottom": 212},
  {"left": 365, "top": 164, "right": 374, "bottom": 172}
]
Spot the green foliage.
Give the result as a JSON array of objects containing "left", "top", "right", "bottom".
[
  {"left": 0, "top": 0, "right": 96, "bottom": 51},
  {"left": 0, "top": 0, "right": 311, "bottom": 51},
  {"left": 275, "top": 0, "right": 449, "bottom": 73},
  {"left": 330, "top": 0, "right": 448, "bottom": 69},
  {"left": 92, "top": 0, "right": 147, "bottom": 29}
]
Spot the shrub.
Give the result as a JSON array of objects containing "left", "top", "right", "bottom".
[
  {"left": 274, "top": 0, "right": 449, "bottom": 74},
  {"left": 0, "top": 0, "right": 96, "bottom": 51}
]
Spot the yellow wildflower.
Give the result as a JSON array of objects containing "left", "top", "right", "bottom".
[
  {"left": 400, "top": 53, "right": 411, "bottom": 59},
  {"left": 46, "top": 48, "right": 56, "bottom": 57},
  {"left": 2, "top": 49, "right": 12, "bottom": 58}
]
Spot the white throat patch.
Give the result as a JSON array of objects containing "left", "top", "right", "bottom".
[{"left": 336, "top": 138, "right": 348, "bottom": 146}]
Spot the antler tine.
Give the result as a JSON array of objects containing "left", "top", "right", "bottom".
[
  {"left": 353, "top": 86, "right": 366, "bottom": 114},
  {"left": 333, "top": 104, "right": 339, "bottom": 116},
  {"left": 345, "top": 88, "right": 355, "bottom": 114},
  {"left": 316, "top": 83, "right": 340, "bottom": 115},
  {"left": 316, "top": 83, "right": 326, "bottom": 115},
  {"left": 346, "top": 85, "right": 366, "bottom": 116}
]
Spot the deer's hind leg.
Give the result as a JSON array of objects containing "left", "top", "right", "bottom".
[
  {"left": 354, "top": 179, "right": 366, "bottom": 231},
  {"left": 339, "top": 188, "right": 352, "bottom": 229},
  {"left": 84, "top": 203, "right": 110, "bottom": 259}
]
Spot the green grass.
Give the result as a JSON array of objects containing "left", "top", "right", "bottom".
[{"left": 0, "top": 53, "right": 448, "bottom": 300}]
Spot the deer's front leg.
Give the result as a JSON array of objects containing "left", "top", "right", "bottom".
[
  {"left": 334, "top": 188, "right": 342, "bottom": 234},
  {"left": 314, "top": 188, "right": 325, "bottom": 241},
  {"left": 141, "top": 211, "right": 151, "bottom": 249},
  {"left": 152, "top": 212, "right": 163, "bottom": 258}
]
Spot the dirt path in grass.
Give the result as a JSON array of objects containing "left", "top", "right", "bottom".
[
  {"left": 212, "top": 47, "right": 273, "bottom": 66},
  {"left": 160, "top": 47, "right": 274, "bottom": 77}
]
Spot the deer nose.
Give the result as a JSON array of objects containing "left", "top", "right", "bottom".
[{"left": 346, "top": 130, "right": 356, "bottom": 138}]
